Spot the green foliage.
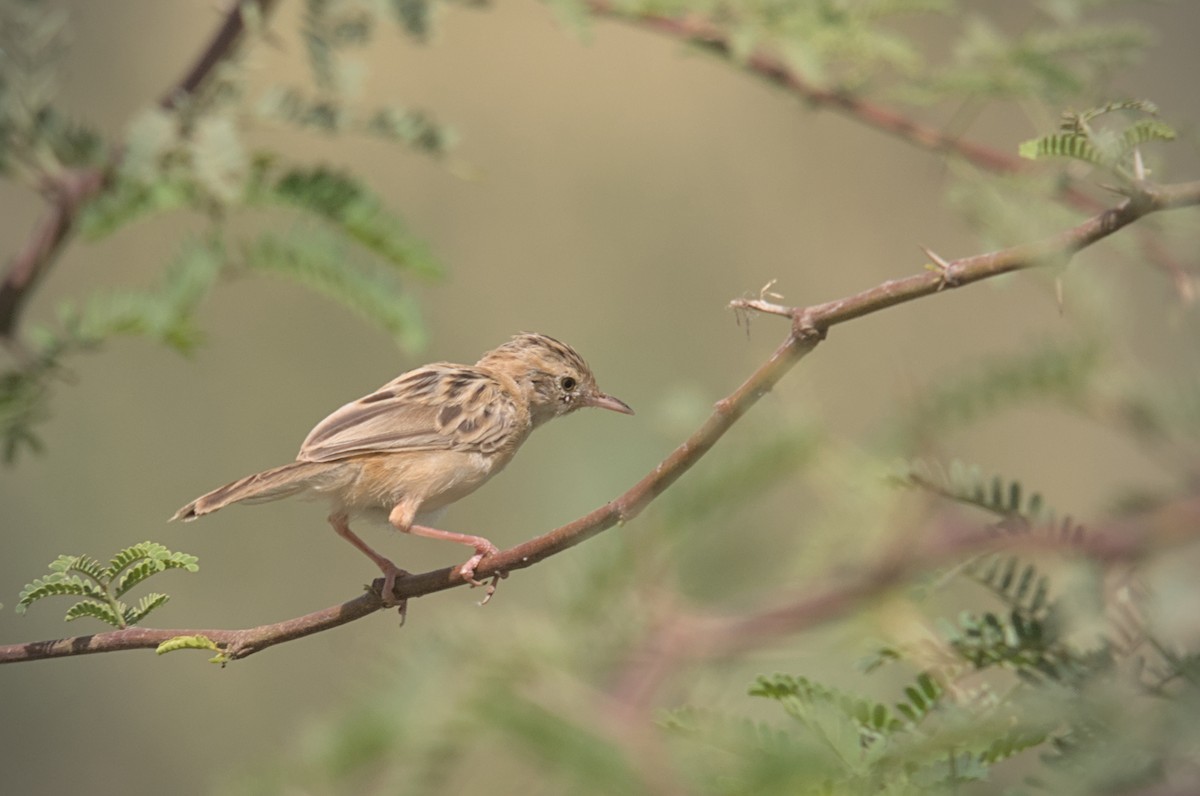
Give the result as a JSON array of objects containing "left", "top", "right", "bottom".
[
  {"left": 4, "top": 2, "right": 1199, "bottom": 795},
  {"left": 0, "top": 344, "right": 55, "bottom": 462},
  {"left": 16, "top": 542, "right": 198, "bottom": 628},
  {"left": 0, "top": 0, "right": 105, "bottom": 174},
  {"left": 58, "top": 237, "right": 224, "bottom": 354},
  {"left": 248, "top": 164, "right": 442, "bottom": 277},
  {"left": 1020, "top": 99, "right": 1177, "bottom": 181},
  {"left": 240, "top": 229, "right": 428, "bottom": 351},
  {"left": 6, "top": 157, "right": 442, "bottom": 459},
  {"left": 256, "top": 88, "right": 456, "bottom": 153},
  {"left": 473, "top": 688, "right": 648, "bottom": 795},
  {"left": 712, "top": 668, "right": 1053, "bottom": 792},
  {"left": 1, "top": 238, "right": 223, "bottom": 458},
  {"left": 1, "top": 0, "right": 463, "bottom": 463},
  {"left": 905, "top": 16, "right": 1148, "bottom": 105},
  {"left": 271, "top": 0, "right": 456, "bottom": 150},
  {"left": 648, "top": 456, "right": 1198, "bottom": 793},
  {"left": 156, "top": 634, "right": 227, "bottom": 664}
]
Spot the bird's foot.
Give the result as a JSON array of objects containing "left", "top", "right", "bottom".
[
  {"left": 458, "top": 541, "right": 504, "bottom": 605},
  {"left": 376, "top": 561, "right": 412, "bottom": 620}
]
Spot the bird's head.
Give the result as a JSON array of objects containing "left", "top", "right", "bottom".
[{"left": 478, "top": 333, "right": 634, "bottom": 426}]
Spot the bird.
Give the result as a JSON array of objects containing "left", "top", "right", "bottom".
[{"left": 171, "top": 333, "right": 633, "bottom": 606}]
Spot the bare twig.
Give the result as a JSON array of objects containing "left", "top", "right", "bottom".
[{"left": 3, "top": 178, "right": 1197, "bottom": 665}]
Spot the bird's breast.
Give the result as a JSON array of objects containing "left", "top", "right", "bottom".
[{"left": 339, "top": 448, "right": 514, "bottom": 516}]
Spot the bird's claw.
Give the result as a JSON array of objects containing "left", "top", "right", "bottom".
[
  {"left": 458, "top": 545, "right": 505, "bottom": 605},
  {"left": 376, "top": 563, "right": 412, "bottom": 612}
]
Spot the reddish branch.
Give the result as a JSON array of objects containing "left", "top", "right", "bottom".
[
  {"left": 581, "top": 2, "right": 1194, "bottom": 295},
  {"left": 0, "top": 168, "right": 104, "bottom": 341},
  {"left": 0, "top": 0, "right": 280, "bottom": 345},
  {"left": 3, "top": 178, "right": 1197, "bottom": 665},
  {"left": 583, "top": 1, "right": 1026, "bottom": 174}
]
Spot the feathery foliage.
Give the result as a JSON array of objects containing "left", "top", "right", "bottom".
[
  {"left": 1020, "top": 99, "right": 1177, "bottom": 181},
  {"left": 16, "top": 543, "right": 198, "bottom": 628},
  {"left": 3, "top": 2, "right": 1199, "bottom": 795},
  {"left": 0, "top": 1, "right": 455, "bottom": 462}
]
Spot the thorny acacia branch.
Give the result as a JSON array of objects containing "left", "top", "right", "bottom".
[
  {"left": 3, "top": 178, "right": 1198, "bottom": 664},
  {"left": 0, "top": 0, "right": 281, "bottom": 345},
  {"left": 581, "top": 2, "right": 1195, "bottom": 296}
]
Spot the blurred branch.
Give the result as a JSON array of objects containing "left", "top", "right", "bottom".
[
  {"left": 583, "top": 1, "right": 1026, "bottom": 174},
  {"left": 609, "top": 493, "right": 1200, "bottom": 709},
  {"left": 159, "top": 0, "right": 281, "bottom": 111},
  {"left": 581, "top": 2, "right": 1196, "bottom": 299},
  {"left": 3, "top": 178, "right": 1198, "bottom": 664},
  {"left": 0, "top": 167, "right": 104, "bottom": 344},
  {"left": 0, "top": 0, "right": 281, "bottom": 348}
]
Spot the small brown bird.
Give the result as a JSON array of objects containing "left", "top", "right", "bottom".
[{"left": 172, "top": 333, "right": 633, "bottom": 604}]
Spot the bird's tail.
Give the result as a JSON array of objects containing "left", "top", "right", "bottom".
[{"left": 171, "top": 461, "right": 335, "bottom": 521}]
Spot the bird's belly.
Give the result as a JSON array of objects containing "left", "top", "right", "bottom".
[{"left": 336, "top": 449, "right": 507, "bottom": 517}]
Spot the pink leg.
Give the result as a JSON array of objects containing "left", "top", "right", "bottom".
[
  {"left": 409, "top": 524, "right": 499, "bottom": 586},
  {"left": 328, "top": 513, "right": 408, "bottom": 607},
  {"left": 387, "top": 504, "right": 503, "bottom": 603}
]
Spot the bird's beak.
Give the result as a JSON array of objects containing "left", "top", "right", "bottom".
[{"left": 586, "top": 392, "right": 634, "bottom": 415}]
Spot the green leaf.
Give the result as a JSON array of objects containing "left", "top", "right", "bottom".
[
  {"left": 79, "top": 177, "right": 196, "bottom": 240},
  {"left": 124, "top": 593, "right": 170, "bottom": 626},
  {"left": 64, "top": 599, "right": 124, "bottom": 628},
  {"left": 254, "top": 166, "right": 442, "bottom": 277},
  {"left": 241, "top": 230, "right": 428, "bottom": 351},
  {"left": 1019, "top": 131, "right": 1100, "bottom": 163},
  {"left": 114, "top": 561, "right": 162, "bottom": 598},
  {"left": 109, "top": 541, "right": 163, "bottom": 575},
  {"left": 60, "top": 238, "right": 224, "bottom": 354},
  {"left": 156, "top": 634, "right": 222, "bottom": 658},
  {"left": 1118, "top": 118, "right": 1176, "bottom": 151},
  {"left": 16, "top": 542, "right": 197, "bottom": 627},
  {"left": 52, "top": 553, "right": 104, "bottom": 579},
  {"left": 16, "top": 572, "right": 103, "bottom": 612},
  {"left": 389, "top": 0, "right": 436, "bottom": 42}
]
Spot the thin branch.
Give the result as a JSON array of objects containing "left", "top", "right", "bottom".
[
  {"left": 580, "top": 3, "right": 1196, "bottom": 297},
  {"left": 0, "top": 168, "right": 104, "bottom": 341},
  {"left": 160, "top": 0, "right": 282, "bottom": 110},
  {"left": 583, "top": 1, "right": 1025, "bottom": 174},
  {"left": 3, "top": 178, "right": 1197, "bottom": 665},
  {"left": 0, "top": 0, "right": 280, "bottom": 345},
  {"left": 0, "top": 591, "right": 382, "bottom": 664}
]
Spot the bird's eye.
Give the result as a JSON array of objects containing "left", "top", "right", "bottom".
[{"left": 560, "top": 376, "right": 577, "bottom": 392}]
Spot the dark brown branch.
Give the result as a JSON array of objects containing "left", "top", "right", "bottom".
[
  {"left": 0, "top": 168, "right": 105, "bottom": 340},
  {"left": 0, "top": 0, "right": 280, "bottom": 345},
  {"left": 4, "top": 179, "right": 1197, "bottom": 665},
  {"left": 160, "top": 0, "right": 282, "bottom": 110}
]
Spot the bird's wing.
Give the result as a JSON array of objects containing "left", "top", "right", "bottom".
[{"left": 297, "top": 364, "right": 523, "bottom": 463}]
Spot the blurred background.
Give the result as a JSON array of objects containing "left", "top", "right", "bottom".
[{"left": 2, "top": 1, "right": 1199, "bottom": 793}]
